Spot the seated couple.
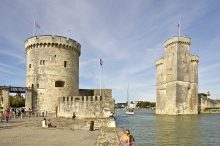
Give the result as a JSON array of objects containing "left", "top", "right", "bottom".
[{"left": 42, "top": 118, "right": 57, "bottom": 128}]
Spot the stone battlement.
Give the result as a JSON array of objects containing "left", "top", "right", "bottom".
[
  {"left": 61, "top": 96, "right": 103, "bottom": 102},
  {"left": 164, "top": 36, "right": 191, "bottom": 48},
  {"left": 58, "top": 95, "right": 114, "bottom": 118},
  {"left": 25, "top": 35, "right": 81, "bottom": 56},
  {"left": 191, "top": 55, "right": 199, "bottom": 62},
  {"left": 155, "top": 58, "right": 164, "bottom": 66}
]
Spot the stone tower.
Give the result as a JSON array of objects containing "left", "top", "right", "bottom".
[
  {"left": 155, "top": 36, "right": 199, "bottom": 115},
  {"left": 25, "top": 35, "right": 81, "bottom": 114}
]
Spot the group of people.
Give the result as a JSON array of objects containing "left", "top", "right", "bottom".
[
  {"left": 119, "top": 129, "right": 135, "bottom": 146},
  {"left": 0, "top": 107, "right": 28, "bottom": 123},
  {"left": 41, "top": 118, "right": 56, "bottom": 128}
]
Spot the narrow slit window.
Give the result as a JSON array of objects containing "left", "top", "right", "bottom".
[
  {"left": 64, "top": 61, "right": 67, "bottom": 67},
  {"left": 29, "top": 64, "right": 31, "bottom": 68}
]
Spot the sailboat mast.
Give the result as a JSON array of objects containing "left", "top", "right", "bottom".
[{"left": 127, "top": 84, "right": 129, "bottom": 108}]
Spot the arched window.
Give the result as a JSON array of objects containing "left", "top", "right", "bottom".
[{"left": 55, "top": 81, "right": 65, "bottom": 87}]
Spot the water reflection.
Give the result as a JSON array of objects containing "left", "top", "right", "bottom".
[
  {"left": 154, "top": 115, "right": 200, "bottom": 146},
  {"left": 116, "top": 109, "right": 220, "bottom": 146}
]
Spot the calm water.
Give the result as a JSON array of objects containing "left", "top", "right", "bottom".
[{"left": 115, "top": 109, "right": 220, "bottom": 146}]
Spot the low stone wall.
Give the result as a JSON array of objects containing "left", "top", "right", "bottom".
[
  {"left": 95, "top": 127, "right": 123, "bottom": 146},
  {"left": 58, "top": 95, "right": 114, "bottom": 118},
  {"left": 198, "top": 93, "right": 220, "bottom": 113}
]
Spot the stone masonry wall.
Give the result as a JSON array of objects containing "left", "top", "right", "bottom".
[
  {"left": 198, "top": 93, "right": 220, "bottom": 112},
  {"left": 156, "top": 36, "right": 199, "bottom": 115},
  {"left": 58, "top": 89, "right": 115, "bottom": 118},
  {"left": 1, "top": 88, "right": 9, "bottom": 110},
  {"left": 25, "top": 35, "right": 81, "bottom": 114}
]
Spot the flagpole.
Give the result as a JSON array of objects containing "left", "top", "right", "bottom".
[
  {"left": 33, "top": 20, "right": 35, "bottom": 36},
  {"left": 127, "top": 84, "right": 129, "bottom": 108},
  {"left": 178, "top": 20, "right": 181, "bottom": 36},
  {"left": 99, "top": 58, "right": 102, "bottom": 96}
]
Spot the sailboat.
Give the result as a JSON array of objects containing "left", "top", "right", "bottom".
[{"left": 126, "top": 84, "right": 135, "bottom": 115}]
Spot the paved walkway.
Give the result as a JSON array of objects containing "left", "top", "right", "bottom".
[{"left": 0, "top": 117, "right": 99, "bottom": 146}]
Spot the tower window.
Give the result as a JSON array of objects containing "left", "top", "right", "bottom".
[
  {"left": 29, "top": 64, "right": 31, "bottom": 68},
  {"left": 40, "top": 60, "right": 45, "bottom": 65},
  {"left": 55, "top": 81, "right": 65, "bottom": 87},
  {"left": 37, "top": 84, "right": 39, "bottom": 88},
  {"left": 64, "top": 61, "right": 67, "bottom": 67}
]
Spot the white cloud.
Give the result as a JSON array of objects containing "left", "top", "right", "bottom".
[{"left": 1, "top": 0, "right": 220, "bottom": 102}]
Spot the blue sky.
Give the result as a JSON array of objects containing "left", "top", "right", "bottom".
[{"left": 0, "top": 0, "right": 220, "bottom": 103}]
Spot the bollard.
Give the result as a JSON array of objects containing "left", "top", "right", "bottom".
[
  {"left": 89, "top": 121, "right": 94, "bottom": 131},
  {"left": 20, "top": 113, "right": 23, "bottom": 119}
]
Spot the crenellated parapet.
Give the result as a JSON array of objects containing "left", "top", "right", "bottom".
[
  {"left": 25, "top": 35, "right": 81, "bottom": 56},
  {"left": 164, "top": 36, "right": 191, "bottom": 48},
  {"left": 58, "top": 95, "right": 114, "bottom": 118},
  {"left": 191, "top": 55, "right": 199, "bottom": 63},
  {"left": 155, "top": 58, "right": 165, "bottom": 67},
  {"left": 61, "top": 96, "right": 103, "bottom": 102}
]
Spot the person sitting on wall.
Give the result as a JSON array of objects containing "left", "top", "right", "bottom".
[
  {"left": 119, "top": 129, "right": 130, "bottom": 146},
  {"left": 41, "top": 118, "right": 48, "bottom": 128},
  {"left": 129, "top": 133, "right": 135, "bottom": 146},
  {"left": 47, "top": 118, "right": 56, "bottom": 128}
]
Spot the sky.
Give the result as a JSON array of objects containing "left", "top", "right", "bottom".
[{"left": 0, "top": 0, "right": 220, "bottom": 103}]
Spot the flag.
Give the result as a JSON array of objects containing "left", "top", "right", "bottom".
[
  {"left": 33, "top": 20, "right": 40, "bottom": 36},
  {"left": 34, "top": 20, "right": 40, "bottom": 29},
  {"left": 100, "top": 58, "right": 103, "bottom": 66},
  {"left": 178, "top": 20, "right": 180, "bottom": 36}
]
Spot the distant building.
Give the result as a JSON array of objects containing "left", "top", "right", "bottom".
[{"left": 115, "top": 103, "right": 127, "bottom": 108}]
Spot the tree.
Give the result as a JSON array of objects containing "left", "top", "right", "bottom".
[
  {"left": 136, "top": 101, "right": 156, "bottom": 108},
  {"left": 10, "top": 96, "right": 25, "bottom": 107}
]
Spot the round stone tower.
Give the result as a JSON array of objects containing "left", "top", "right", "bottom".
[{"left": 25, "top": 35, "right": 81, "bottom": 115}]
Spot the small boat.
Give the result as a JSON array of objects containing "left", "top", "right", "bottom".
[
  {"left": 126, "top": 108, "right": 134, "bottom": 115},
  {"left": 126, "top": 84, "right": 135, "bottom": 115}
]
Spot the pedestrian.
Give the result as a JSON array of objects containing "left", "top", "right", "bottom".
[
  {"left": 4, "top": 109, "right": 10, "bottom": 123},
  {"left": 119, "top": 129, "right": 130, "bottom": 146},
  {"left": 72, "top": 112, "right": 76, "bottom": 120}
]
